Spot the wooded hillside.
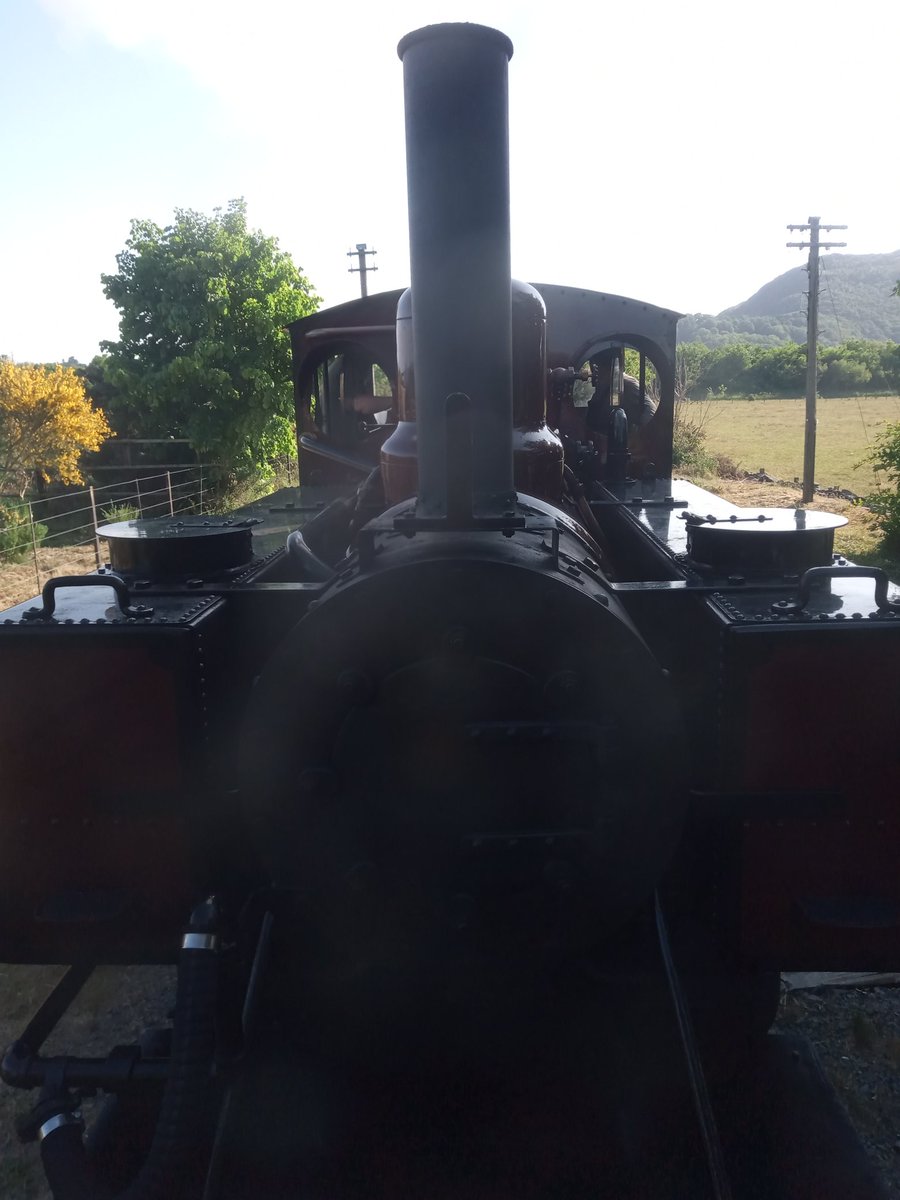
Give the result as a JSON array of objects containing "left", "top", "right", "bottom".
[{"left": 679, "top": 251, "right": 900, "bottom": 346}]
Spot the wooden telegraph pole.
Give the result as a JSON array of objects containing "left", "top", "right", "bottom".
[
  {"left": 348, "top": 243, "right": 378, "bottom": 298},
  {"left": 786, "top": 217, "right": 847, "bottom": 502}
]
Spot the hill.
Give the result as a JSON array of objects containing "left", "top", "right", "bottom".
[{"left": 679, "top": 251, "right": 900, "bottom": 346}]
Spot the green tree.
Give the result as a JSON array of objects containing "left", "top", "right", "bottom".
[
  {"left": 884, "top": 342, "right": 900, "bottom": 392},
  {"left": 101, "top": 199, "right": 319, "bottom": 481},
  {"left": 819, "top": 341, "right": 878, "bottom": 395},
  {"left": 674, "top": 343, "right": 710, "bottom": 399},
  {"left": 746, "top": 342, "right": 806, "bottom": 393},
  {"left": 820, "top": 357, "right": 871, "bottom": 395},
  {"left": 697, "top": 344, "right": 753, "bottom": 393}
]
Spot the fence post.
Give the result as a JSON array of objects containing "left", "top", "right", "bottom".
[
  {"left": 199, "top": 466, "right": 204, "bottom": 515},
  {"left": 166, "top": 471, "right": 175, "bottom": 516},
  {"left": 135, "top": 476, "right": 143, "bottom": 517},
  {"left": 28, "top": 502, "right": 41, "bottom": 595},
  {"left": 89, "top": 485, "right": 102, "bottom": 568}
]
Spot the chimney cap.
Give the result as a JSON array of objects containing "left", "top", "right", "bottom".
[{"left": 397, "top": 23, "right": 513, "bottom": 63}]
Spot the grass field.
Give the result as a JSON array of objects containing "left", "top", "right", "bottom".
[{"left": 698, "top": 395, "right": 900, "bottom": 492}]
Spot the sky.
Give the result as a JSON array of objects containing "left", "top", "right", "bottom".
[{"left": 2, "top": 0, "right": 898, "bottom": 364}]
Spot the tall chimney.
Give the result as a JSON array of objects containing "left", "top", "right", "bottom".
[{"left": 397, "top": 23, "right": 515, "bottom": 518}]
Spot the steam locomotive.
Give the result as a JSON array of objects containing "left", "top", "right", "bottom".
[{"left": 2, "top": 22, "right": 899, "bottom": 1200}]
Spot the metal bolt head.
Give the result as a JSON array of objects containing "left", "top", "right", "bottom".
[
  {"left": 444, "top": 626, "right": 467, "bottom": 652},
  {"left": 344, "top": 861, "right": 376, "bottom": 895},
  {"left": 337, "top": 670, "right": 374, "bottom": 704},
  {"left": 298, "top": 767, "right": 338, "bottom": 799},
  {"left": 544, "top": 670, "right": 581, "bottom": 708},
  {"left": 544, "top": 859, "right": 578, "bottom": 894},
  {"left": 448, "top": 893, "right": 476, "bottom": 930}
]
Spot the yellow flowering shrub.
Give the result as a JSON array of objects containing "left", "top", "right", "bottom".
[{"left": 0, "top": 362, "right": 112, "bottom": 496}]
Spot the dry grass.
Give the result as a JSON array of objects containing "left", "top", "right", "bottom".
[{"left": 0, "top": 545, "right": 100, "bottom": 611}]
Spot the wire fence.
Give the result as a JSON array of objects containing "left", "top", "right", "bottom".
[{"left": 0, "top": 467, "right": 207, "bottom": 606}]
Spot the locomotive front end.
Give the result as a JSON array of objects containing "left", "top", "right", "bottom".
[
  {"left": 243, "top": 504, "right": 685, "bottom": 1045},
  {"left": 240, "top": 22, "right": 684, "bottom": 1048}
]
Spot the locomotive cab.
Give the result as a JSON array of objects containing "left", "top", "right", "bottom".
[{"left": 292, "top": 288, "right": 401, "bottom": 487}]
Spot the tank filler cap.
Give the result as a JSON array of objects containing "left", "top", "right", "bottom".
[{"left": 97, "top": 518, "right": 257, "bottom": 580}]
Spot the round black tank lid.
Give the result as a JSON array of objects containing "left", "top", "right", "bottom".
[
  {"left": 682, "top": 507, "right": 847, "bottom": 574},
  {"left": 97, "top": 517, "right": 257, "bottom": 579}
]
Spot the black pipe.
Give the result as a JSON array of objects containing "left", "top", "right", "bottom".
[
  {"left": 398, "top": 23, "right": 515, "bottom": 519},
  {"left": 2, "top": 1041, "right": 171, "bottom": 1091},
  {"left": 40, "top": 1115, "right": 96, "bottom": 1200},
  {"left": 37, "top": 898, "right": 220, "bottom": 1200},
  {"left": 607, "top": 406, "right": 630, "bottom": 485}
]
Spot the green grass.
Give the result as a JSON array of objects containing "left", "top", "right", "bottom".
[{"left": 699, "top": 395, "right": 900, "bottom": 492}]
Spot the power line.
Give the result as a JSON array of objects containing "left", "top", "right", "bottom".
[
  {"left": 819, "top": 259, "right": 844, "bottom": 343},
  {"left": 821, "top": 257, "right": 873, "bottom": 450}
]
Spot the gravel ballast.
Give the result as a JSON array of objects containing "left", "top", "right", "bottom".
[{"left": 776, "top": 984, "right": 900, "bottom": 1195}]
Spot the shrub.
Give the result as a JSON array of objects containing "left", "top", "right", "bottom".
[
  {"left": 0, "top": 500, "right": 48, "bottom": 563},
  {"left": 100, "top": 502, "right": 141, "bottom": 524},
  {"left": 672, "top": 398, "right": 716, "bottom": 475},
  {"left": 712, "top": 452, "right": 743, "bottom": 480},
  {"left": 864, "top": 491, "right": 900, "bottom": 547},
  {"left": 861, "top": 421, "right": 900, "bottom": 548}
]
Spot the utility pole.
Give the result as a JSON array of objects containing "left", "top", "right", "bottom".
[
  {"left": 348, "top": 243, "right": 377, "bottom": 298},
  {"left": 786, "top": 217, "right": 847, "bottom": 502}
]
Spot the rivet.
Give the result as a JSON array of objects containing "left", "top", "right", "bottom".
[
  {"left": 448, "top": 893, "right": 476, "bottom": 930},
  {"left": 444, "top": 626, "right": 467, "bottom": 651},
  {"left": 344, "top": 861, "right": 376, "bottom": 894},
  {"left": 298, "top": 767, "right": 338, "bottom": 798},
  {"left": 544, "top": 670, "right": 581, "bottom": 708},
  {"left": 544, "top": 859, "right": 578, "bottom": 894},
  {"left": 337, "top": 670, "right": 374, "bottom": 704}
]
